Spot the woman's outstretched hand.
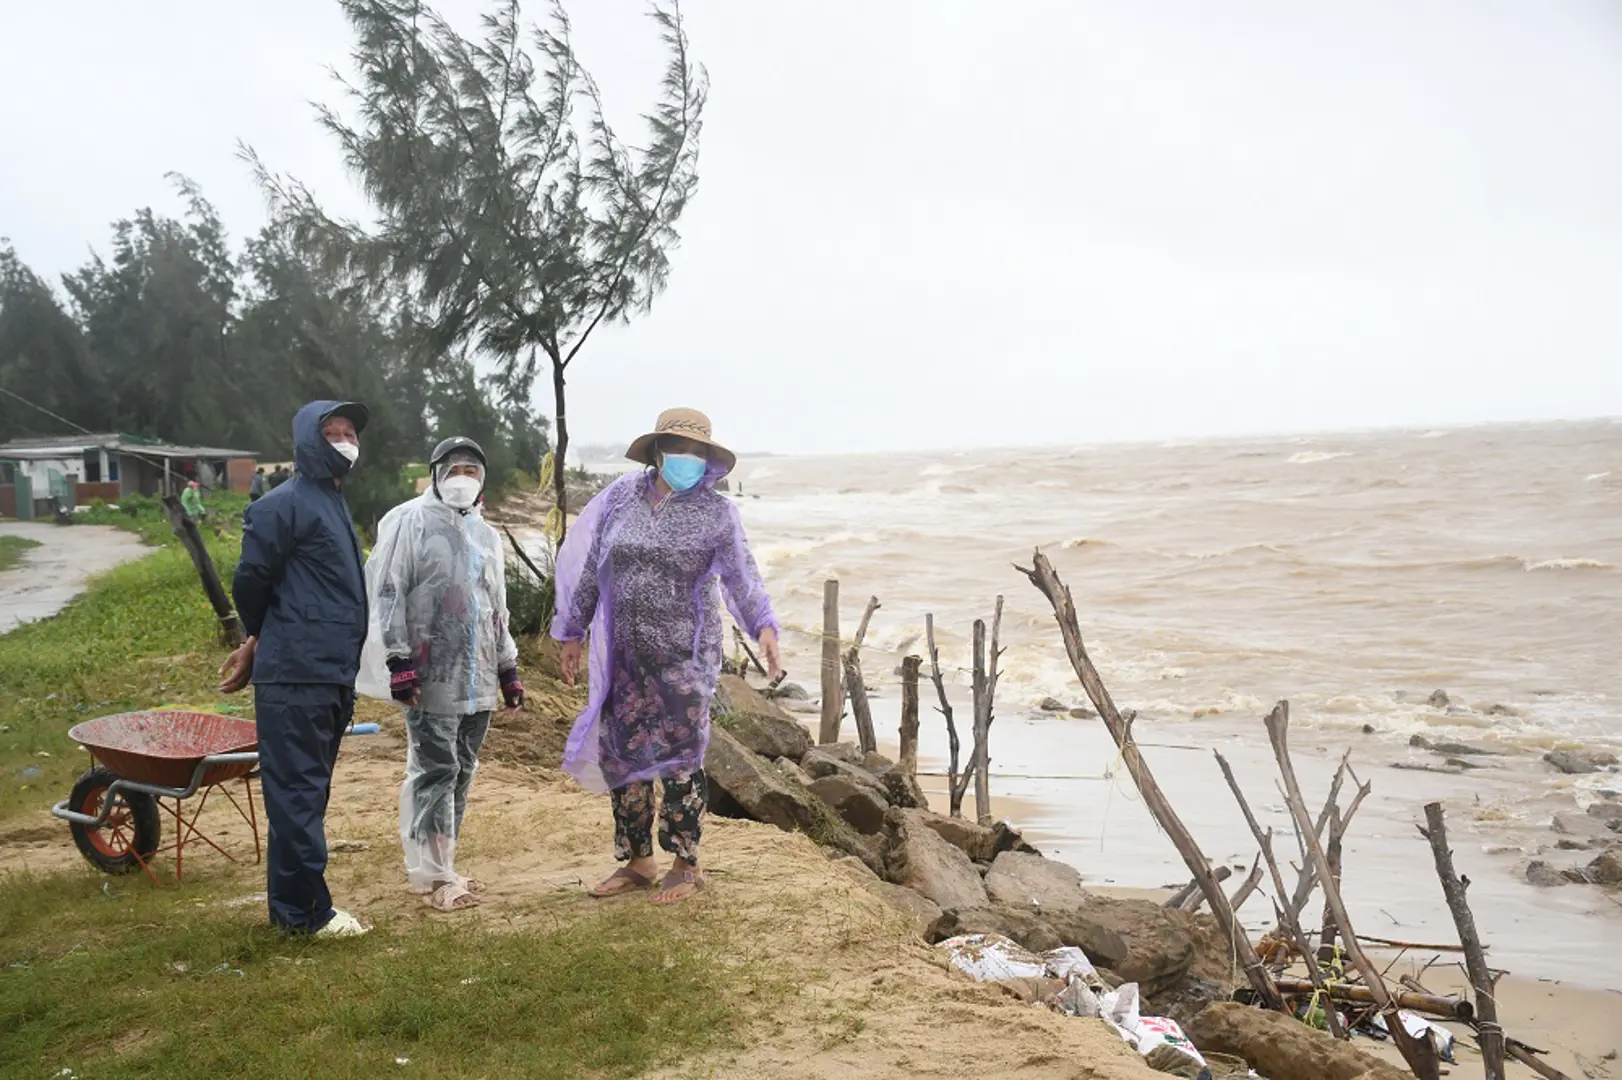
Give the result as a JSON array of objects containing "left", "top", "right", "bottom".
[
  {"left": 559, "top": 640, "right": 582, "bottom": 686},
  {"left": 758, "top": 626, "right": 783, "bottom": 682}
]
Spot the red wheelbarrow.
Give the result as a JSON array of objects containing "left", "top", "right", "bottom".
[{"left": 50, "top": 711, "right": 261, "bottom": 882}]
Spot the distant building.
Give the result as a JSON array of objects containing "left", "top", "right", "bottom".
[{"left": 0, "top": 433, "right": 257, "bottom": 520}]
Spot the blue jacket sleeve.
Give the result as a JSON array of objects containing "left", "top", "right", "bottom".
[{"left": 233, "top": 497, "right": 295, "bottom": 638}]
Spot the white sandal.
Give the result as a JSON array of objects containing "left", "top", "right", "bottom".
[
  {"left": 316, "top": 909, "right": 371, "bottom": 937},
  {"left": 426, "top": 882, "right": 481, "bottom": 912}
]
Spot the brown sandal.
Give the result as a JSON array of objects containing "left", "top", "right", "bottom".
[
  {"left": 589, "top": 866, "right": 655, "bottom": 898},
  {"left": 652, "top": 868, "right": 705, "bottom": 905}
]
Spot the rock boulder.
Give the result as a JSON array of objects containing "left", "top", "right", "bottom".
[
  {"left": 809, "top": 774, "right": 890, "bottom": 835},
  {"left": 1588, "top": 848, "right": 1622, "bottom": 886},
  {"left": 713, "top": 675, "right": 814, "bottom": 761},
  {"left": 984, "top": 849, "right": 1090, "bottom": 910},
  {"left": 1545, "top": 749, "right": 1620, "bottom": 775},
  {"left": 866, "top": 880, "right": 945, "bottom": 938},
  {"left": 1525, "top": 860, "right": 1569, "bottom": 888},
  {"left": 917, "top": 812, "right": 1038, "bottom": 863},
  {"left": 884, "top": 808, "right": 989, "bottom": 911},
  {"left": 929, "top": 905, "right": 1064, "bottom": 954},
  {"left": 1188, "top": 1002, "right": 1413, "bottom": 1080}
]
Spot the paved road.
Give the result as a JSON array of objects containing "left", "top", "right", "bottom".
[{"left": 0, "top": 522, "right": 151, "bottom": 636}]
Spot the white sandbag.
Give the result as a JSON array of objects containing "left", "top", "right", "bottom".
[
  {"left": 937, "top": 934, "right": 1046, "bottom": 982},
  {"left": 1040, "top": 946, "right": 1097, "bottom": 983}
]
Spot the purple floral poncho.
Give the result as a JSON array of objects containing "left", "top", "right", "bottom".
[{"left": 549, "top": 468, "right": 778, "bottom": 792}]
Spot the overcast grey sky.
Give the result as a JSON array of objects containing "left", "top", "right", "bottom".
[{"left": 3, "top": 1, "right": 1620, "bottom": 454}]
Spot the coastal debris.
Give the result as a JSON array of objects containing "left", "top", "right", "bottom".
[
  {"left": 1403, "top": 973, "right": 1576, "bottom": 1080},
  {"left": 1266, "top": 702, "right": 1440, "bottom": 1078},
  {"left": 1215, "top": 748, "right": 1346, "bottom": 1038},
  {"left": 818, "top": 579, "right": 843, "bottom": 744},
  {"left": 1018, "top": 549, "right": 1286, "bottom": 1013},
  {"left": 1227, "top": 854, "right": 1264, "bottom": 915},
  {"left": 1409, "top": 734, "right": 1503, "bottom": 757},
  {"left": 1163, "top": 864, "right": 1232, "bottom": 911},
  {"left": 841, "top": 595, "right": 881, "bottom": 755},
  {"left": 1418, "top": 801, "right": 1506, "bottom": 1079}
]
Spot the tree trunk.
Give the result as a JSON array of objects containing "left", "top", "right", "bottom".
[
  {"left": 551, "top": 357, "right": 570, "bottom": 542},
  {"left": 925, "top": 613, "right": 964, "bottom": 817}
]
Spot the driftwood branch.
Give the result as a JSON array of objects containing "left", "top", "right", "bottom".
[
  {"left": 843, "top": 650, "right": 877, "bottom": 756},
  {"left": 1228, "top": 853, "right": 1264, "bottom": 913},
  {"left": 1266, "top": 701, "right": 1439, "bottom": 1079},
  {"left": 925, "top": 613, "right": 967, "bottom": 817},
  {"left": 1019, "top": 550, "right": 1284, "bottom": 1012},
  {"left": 1286, "top": 750, "right": 1350, "bottom": 919},
  {"left": 1422, "top": 802, "right": 1505, "bottom": 1080},
  {"left": 1215, "top": 749, "right": 1346, "bottom": 1038},
  {"left": 1166, "top": 865, "right": 1232, "bottom": 910},
  {"left": 852, "top": 595, "right": 880, "bottom": 649},
  {"left": 502, "top": 524, "right": 547, "bottom": 584},
  {"left": 733, "top": 627, "right": 768, "bottom": 678}
]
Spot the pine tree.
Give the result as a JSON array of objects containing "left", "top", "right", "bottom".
[{"left": 247, "top": 0, "right": 706, "bottom": 535}]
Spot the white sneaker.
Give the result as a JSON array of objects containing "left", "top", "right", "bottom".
[{"left": 316, "top": 910, "right": 370, "bottom": 937}]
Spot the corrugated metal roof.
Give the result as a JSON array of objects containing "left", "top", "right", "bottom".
[{"left": 0, "top": 434, "right": 256, "bottom": 459}]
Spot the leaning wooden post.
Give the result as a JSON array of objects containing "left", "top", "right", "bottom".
[
  {"left": 1018, "top": 550, "right": 1285, "bottom": 1012},
  {"left": 970, "top": 620, "right": 989, "bottom": 823},
  {"left": 1266, "top": 701, "right": 1440, "bottom": 1079},
  {"left": 899, "top": 656, "right": 922, "bottom": 781},
  {"left": 841, "top": 596, "right": 881, "bottom": 754},
  {"left": 1228, "top": 852, "right": 1265, "bottom": 915},
  {"left": 1421, "top": 802, "right": 1506, "bottom": 1080},
  {"left": 819, "top": 579, "right": 842, "bottom": 743},
  {"left": 162, "top": 494, "right": 246, "bottom": 647}
]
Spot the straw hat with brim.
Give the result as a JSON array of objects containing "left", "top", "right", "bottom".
[{"left": 626, "top": 408, "right": 736, "bottom": 477}]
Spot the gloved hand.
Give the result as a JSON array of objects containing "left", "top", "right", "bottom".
[
  {"left": 387, "top": 656, "right": 420, "bottom": 705},
  {"left": 499, "top": 667, "right": 525, "bottom": 710}
]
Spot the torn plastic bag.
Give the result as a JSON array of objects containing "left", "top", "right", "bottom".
[
  {"left": 1099, "top": 983, "right": 1211, "bottom": 1077},
  {"left": 1368, "top": 1009, "right": 1457, "bottom": 1064},
  {"left": 1041, "top": 946, "right": 1097, "bottom": 983}
]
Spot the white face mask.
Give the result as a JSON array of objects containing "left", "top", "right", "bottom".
[
  {"left": 439, "top": 475, "right": 481, "bottom": 510},
  {"left": 329, "top": 440, "right": 360, "bottom": 466}
]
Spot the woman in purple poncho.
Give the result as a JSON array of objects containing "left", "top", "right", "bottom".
[{"left": 551, "top": 408, "right": 782, "bottom": 904}]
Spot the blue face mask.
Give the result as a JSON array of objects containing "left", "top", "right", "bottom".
[{"left": 660, "top": 452, "right": 707, "bottom": 492}]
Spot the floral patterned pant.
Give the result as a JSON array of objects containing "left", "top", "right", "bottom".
[{"left": 610, "top": 770, "right": 706, "bottom": 865}]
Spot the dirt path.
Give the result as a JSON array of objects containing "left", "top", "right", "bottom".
[{"left": 0, "top": 522, "right": 150, "bottom": 635}]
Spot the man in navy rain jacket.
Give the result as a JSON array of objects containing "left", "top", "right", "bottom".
[{"left": 220, "top": 399, "right": 371, "bottom": 936}]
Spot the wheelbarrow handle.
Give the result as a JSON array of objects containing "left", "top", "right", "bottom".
[{"left": 50, "top": 752, "right": 262, "bottom": 827}]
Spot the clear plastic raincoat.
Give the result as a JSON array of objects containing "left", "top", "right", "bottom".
[
  {"left": 358, "top": 484, "right": 518, "bottom": 892},
  {"left": 550, "top": 466, "right": 777, "bottom": 793}
]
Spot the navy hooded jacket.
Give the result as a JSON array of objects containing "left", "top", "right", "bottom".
[{"left": 233, "top": 400, "right": 369, "bottom": 686}]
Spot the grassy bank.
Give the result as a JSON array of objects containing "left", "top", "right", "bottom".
[
  {"left": 0, "top": 534, "right": 41, "bottom": 572},
  {"left": 0, "top": 868, "right": 741, "bottom": 1079}
]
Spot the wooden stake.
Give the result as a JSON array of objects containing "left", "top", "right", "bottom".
[
  {"left": 1018, "top": 551, "right": 1285, "bottom": 1012},
  {"left": 1265, "top": 701, "right": 1440, "bottom": 1079},
  {"left": 1421, "top": 802, "right": 1506, "bottom": 1080},
  {"left": 899, "top": 656, "right": 922, "bottom": 781},
  {"left": 162, "top": 495, "right": 246, "bottom": 648},
  {"left": 841, "top": 595, "right": 881, "bottom": 754},
  {"left": 969, "top": 597, "right": 1003, "bottom": 825},
  {"left": 925, "top": 613, "right": 967, "bottom": 818},
  {"left": 1215, "top": 748, "right": 1346, "bottom": 1038},
  {"left": 819, "top": 579, "right": 842, "bottom": 744}
]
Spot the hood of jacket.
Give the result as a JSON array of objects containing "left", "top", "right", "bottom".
[{"left": 293, "top": 400, "right": 357, "bottom": 482}]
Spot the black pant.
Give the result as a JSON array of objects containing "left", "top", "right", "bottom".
[
  {"left": 255, "top": 683, "right": 353, "bottom": 932},
  {"left": 610, "top": 770, "right": 707, "bottom": 865}
]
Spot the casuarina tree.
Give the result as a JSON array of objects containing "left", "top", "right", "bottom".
[{"left": 247, "top": 0, "right": 706, "bottom": 537}]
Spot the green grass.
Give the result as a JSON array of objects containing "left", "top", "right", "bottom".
[
  {"left": 0, "top": 529, "right": 242, "bottom": 823},
  {"left": 0, "top": 869, "right": 751, "bottom": 1079},
  {"left": 0, "top": 535, "right": 41, "bottom": 573}
]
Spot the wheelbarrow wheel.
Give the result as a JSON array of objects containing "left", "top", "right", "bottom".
[{"left": 68, "top": 767, "right": 160, "bottom": 875}]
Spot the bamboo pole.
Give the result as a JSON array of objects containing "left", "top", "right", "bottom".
[
  {"left": 1421, "top": 802, "right": 1506, "bottom": 1080},
  {"left": 899, "top": 656, "right": 922, "bottom": 780},
  {"left": 1215, "top": 749, "right": 1346, "bottom": 1038},
  {"left": 925, "top": 613, "right": 967, "bottom": 817},
  {"left": 1018, "top": 550, "right": 1285, "bottom": 1012},
  {"left": 819, "top": 579, "right": 841, "bottom": 743},
  {"left": 1271, "top": 978, "right": 1470, "bottom": 1021},
  {"left": 1265, "top": 701, "right": 1440, "bottom": 1079}
]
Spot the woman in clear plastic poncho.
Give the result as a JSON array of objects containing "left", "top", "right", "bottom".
[
  {"left": 357, "top": 437, "right": 526, "bottom": 912},
  {"left": 552, "top": 408, "right": 781, "bottom": 905}
]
